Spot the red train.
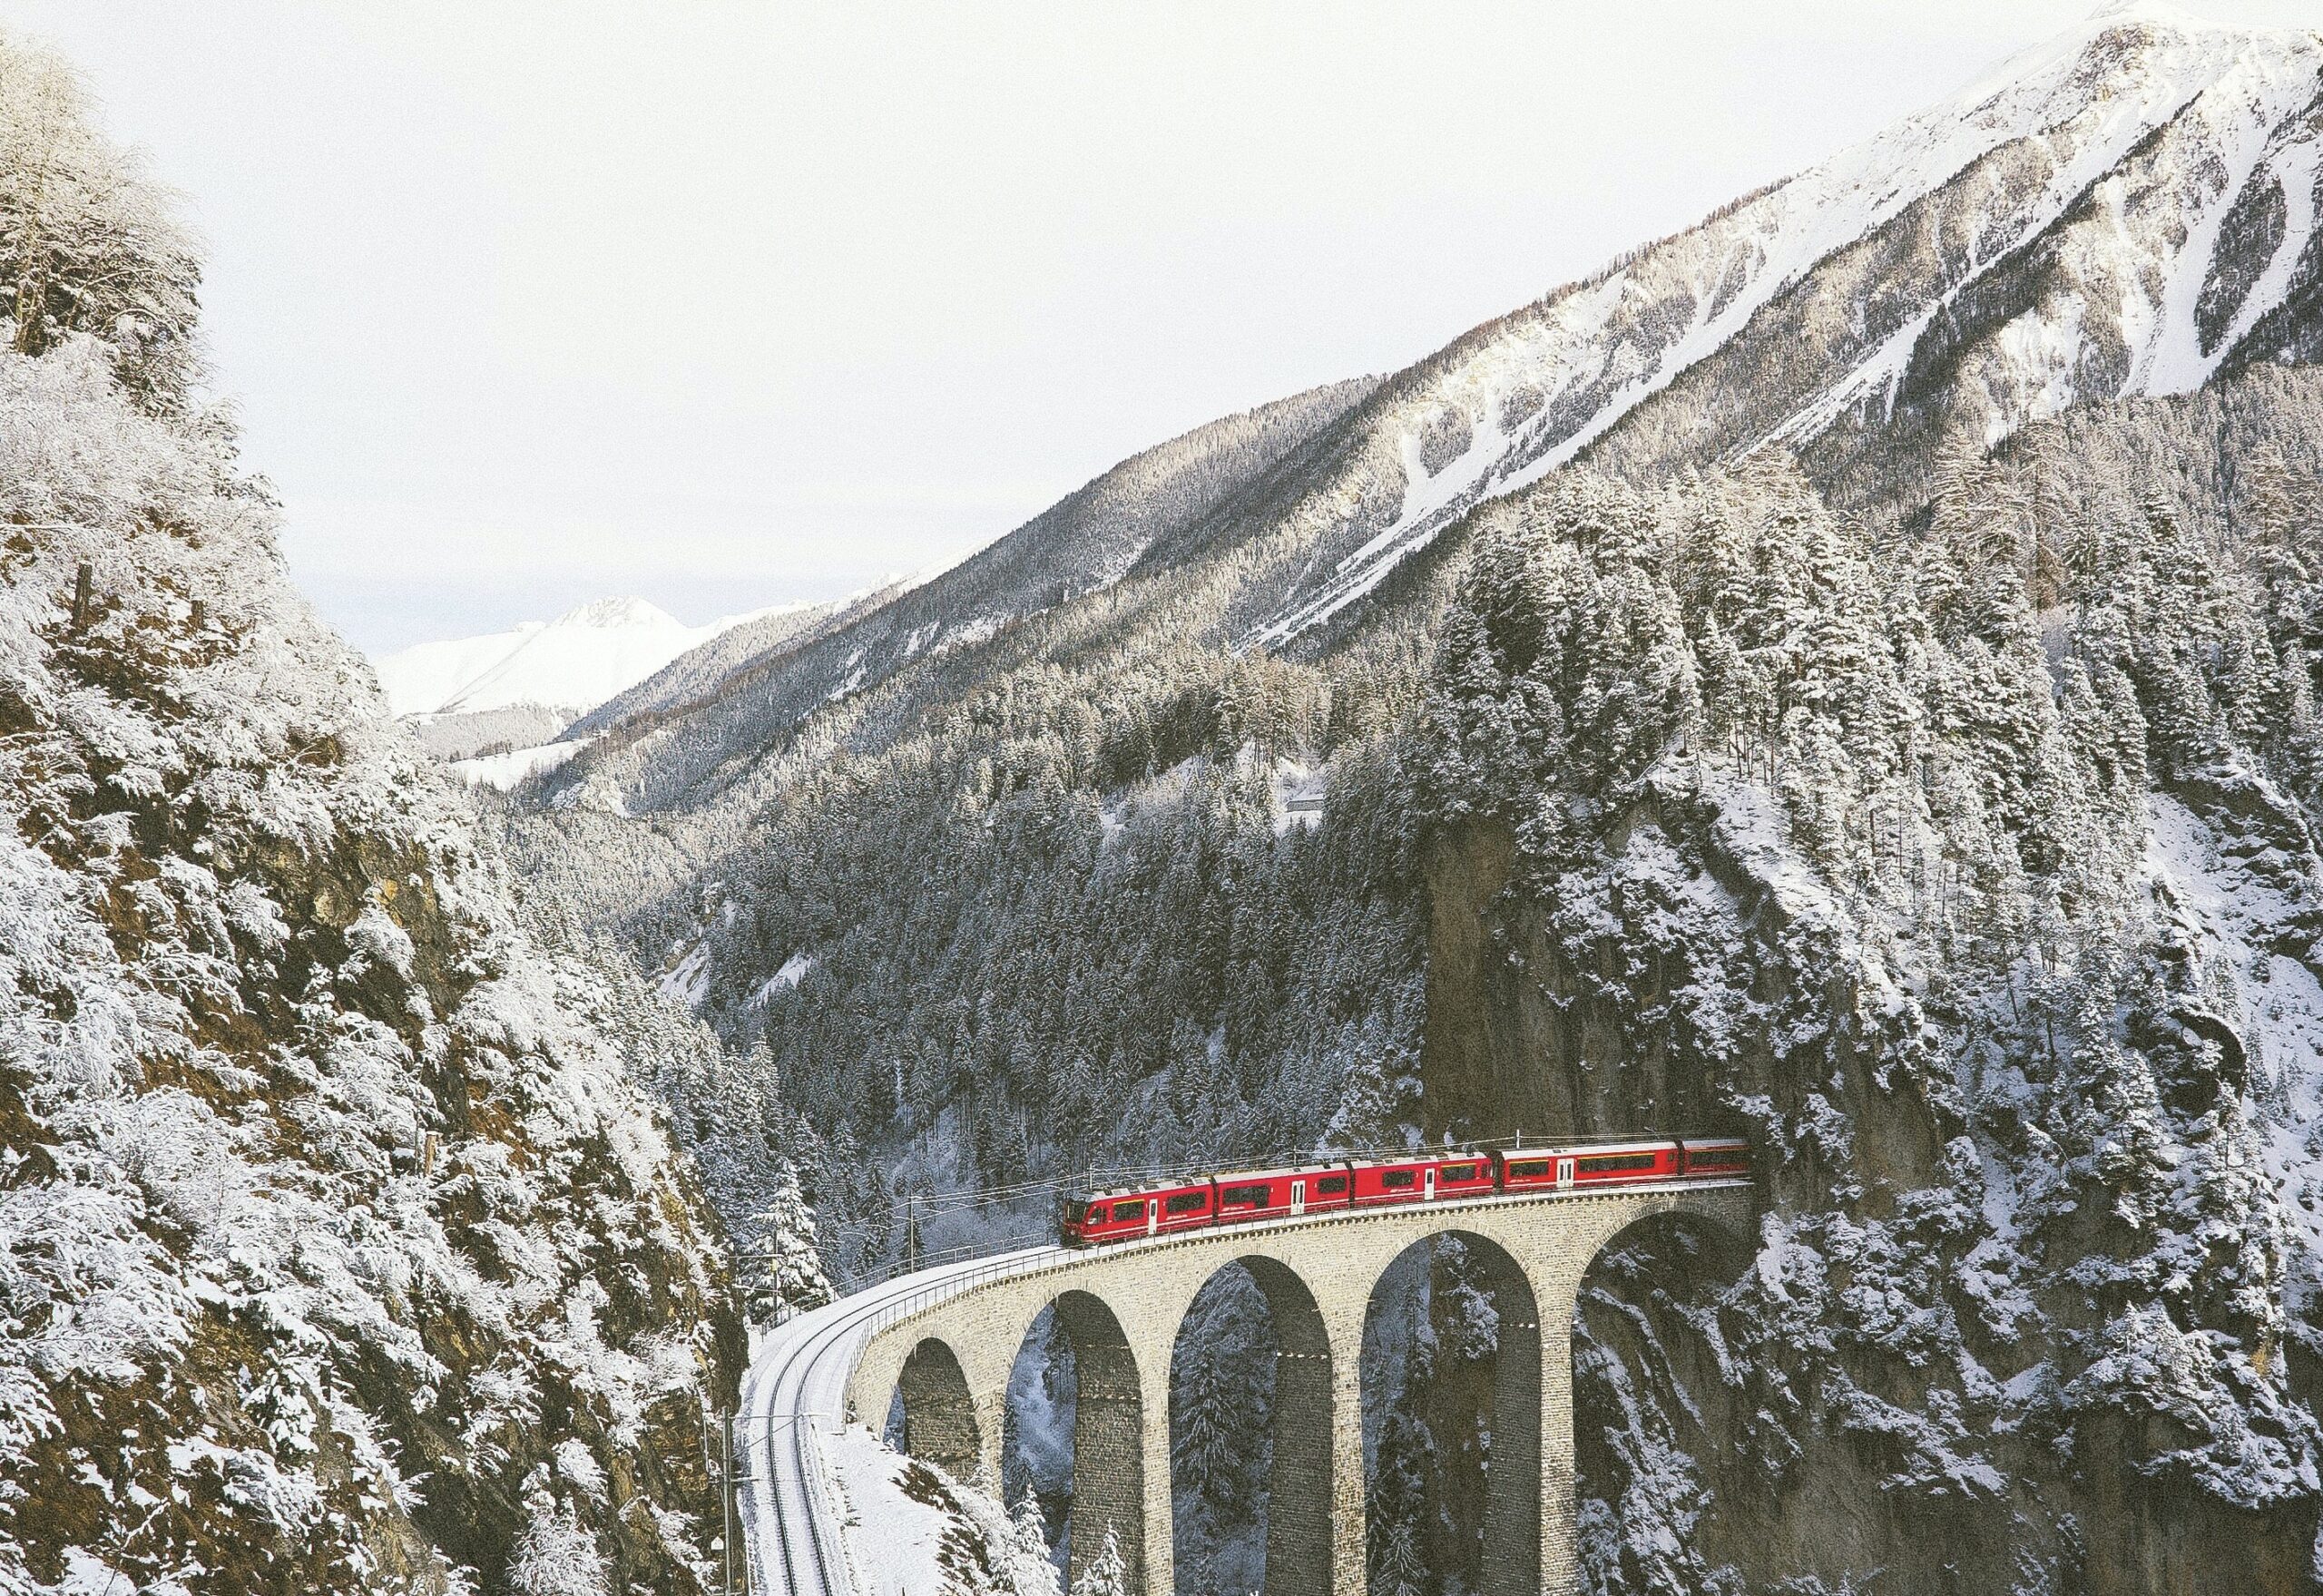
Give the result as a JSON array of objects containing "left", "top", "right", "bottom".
[{"left": 1058, "top": 1139, "right": 1750, "bottom": 1247}]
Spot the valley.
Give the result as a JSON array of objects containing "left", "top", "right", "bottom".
[{"left": 10, "top": 3, "right": 2323, "bottom": 1593}]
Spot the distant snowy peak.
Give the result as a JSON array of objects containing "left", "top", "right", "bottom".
[
  {"left": 1252, "top": 3, "right": 2323, "bottom": 643},
  {"left": 375, "top": 596, "right": 805, "bottom": 722}
]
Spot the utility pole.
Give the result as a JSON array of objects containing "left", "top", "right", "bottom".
[
  {"left": 720, "top": 1409, "right": 735, "bottom": 1596},
  {"left": 903, "top": 1192, "right": 922, "bottom": 1272}
]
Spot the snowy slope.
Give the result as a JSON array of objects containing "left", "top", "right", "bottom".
[
  {"left": 376, "top": 595, "right": 801, "bottom": 721},
  {"left": 373, "top": 615, "right": 547, "bottom": 716},
  {"left": 526, "top": 379, "right": 1376, "bottom": 818},
  {"left": 1248, "top": 0, "right": 2323, "bottom": 642}
]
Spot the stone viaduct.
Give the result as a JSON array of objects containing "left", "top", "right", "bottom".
[{"left": 842, "top": 1181, "right": 1751, "bottom": 1596}]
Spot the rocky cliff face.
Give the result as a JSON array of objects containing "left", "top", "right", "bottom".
[
  {"left": 1416, "top": 367, "right": 2323, "bottom": 1593},
  {"left": 0, "top": 38, "right": 744, "bottom": 1596}
]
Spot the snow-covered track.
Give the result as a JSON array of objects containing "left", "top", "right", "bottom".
[{"left": 740, "top": 1246, "right": 1066, "bottom": 1596}]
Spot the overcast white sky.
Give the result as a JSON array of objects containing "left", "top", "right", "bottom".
[{"left": 3, "top": 1, "right": 2310, "bottom": 653}]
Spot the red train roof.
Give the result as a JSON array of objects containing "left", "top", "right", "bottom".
[{"left": 1211, "top": 1161, "right": 1347, "bottom": 1183}]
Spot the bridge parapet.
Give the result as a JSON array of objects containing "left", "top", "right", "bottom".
[{"left": 843, "top": 1180, "right": 1752, "bottom": 1596}]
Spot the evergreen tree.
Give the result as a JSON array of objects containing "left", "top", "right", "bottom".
[
  {"left": 740, "top": 1161, "right": 835, "bottom": 1327},
  {"left": 1069, "top": 1530, "right": 1131, "bottom": 1596},
  {"left": 1172, "top": 1344, "right": 1241, "bottom": 1513}
]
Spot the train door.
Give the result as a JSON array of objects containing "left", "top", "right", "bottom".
[
  {"left": 1146, "top": 1204, "right": 1158, "bottom": 1238},
  {"left": 1555, "top": 1158, "right": 1575, "bottom": 1190},
  {"left": 1423, "top": 1167, "right": 1437, "bottom": 1200},
  {"left": 1289, "top": 1180, "right": 1306, "bottom": 1216}
]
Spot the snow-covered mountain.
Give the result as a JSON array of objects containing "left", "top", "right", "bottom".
[
  {"left": 377, "top": 594, "right": 805, "bottom": 723},
  {"left": 1245, "top": 0, "right": 2323, "bottom": 643},
  {"left": 523, "top": 0, "right": 2323, "bottom": 833}
]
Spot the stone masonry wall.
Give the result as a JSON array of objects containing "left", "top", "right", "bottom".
[{"left": 845, "top": 1185, "right": 1753, "bottom": 1596}]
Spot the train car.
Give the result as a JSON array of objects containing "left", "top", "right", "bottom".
[
  {"left": 1427, "top": 1154, "right": 1496, "bottom": 1201},
  {"left": 1572, "top": 1141, "right": 1682, "bottom": 1185},
  {"left": 1211, "top": 1162, "right": 1354, "bottom": 1226},
  {"left": 1056, "top": 1134, "right": 1751, "bottom": 1248},
  {"left": 1494, "top": 1148, "right": 1558, "bottom": 1191},
  {"left": 1348, "top": 1152, "right": 1496, "bottom": 1209},
  {"left": 1059, "top": 1180, "right": 1215, "bottom": 1247},
  {"left": 1495, "top": 1141, "right": 1682, "bottom": 1193},
  {"left": 1680, "top": 1138, "right": 1751, "bottom": 1178}
]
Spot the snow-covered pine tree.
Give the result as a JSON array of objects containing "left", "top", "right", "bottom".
[
  {"left": 742, "top": 1160, "right": 837, "bottom": 1326},
  {"left": 1002, "top": 1491, "right": 1063, "bottom": 1596},
  {"left": 1367, "top": 1413, "right": 1432, "bottom": 1596},
  {"left": 1172, "top": 1343, "right": 1240, "bottom": 1513},
  {"left": 1068, "top": 1529, "right": 1131, "bottom": 1596},
  {"left": 1373, "top": 1514, "right": 1426, "bottom": 1596},
  {"left": 0, "top": 33, "right": 199, "bottom": 405}
]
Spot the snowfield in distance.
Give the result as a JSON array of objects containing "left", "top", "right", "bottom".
[{"left": 375, "top": 594, "right": 806, "bottom": 724}]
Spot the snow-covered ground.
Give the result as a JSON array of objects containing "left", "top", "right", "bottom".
[
  {"left": 445, "top": 735, "right": 593, "bottom": 790},
  {"left": 740, "top": 1246, "right": 1064, "bottom": 1596}
]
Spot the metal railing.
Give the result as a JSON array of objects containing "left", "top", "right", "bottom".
[{"left": 857, "top": 1248, "right": 1063, "bottom": 1338}]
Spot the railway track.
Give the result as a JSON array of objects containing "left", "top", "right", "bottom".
[{"left": 738, "top": 1246, "right": 1063, "bottom": 1595}]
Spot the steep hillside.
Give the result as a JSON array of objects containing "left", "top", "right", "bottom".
[
  {"left": 1416, "top": 370, "right": 2323, "bottom": 1592},
  {"left": 0, "top": 38, "right": 748, "bottom": 1596},
  {"left": 565, "top": 588, "right": 875, "bottom": 738},
  {"left": 528, "top": 377, "right": 1377, "bottom": 825}
]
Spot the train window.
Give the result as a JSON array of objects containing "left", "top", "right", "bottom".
[
  {"left": 1085, "top": 1205, "right": 1105, "bottom": 1223},
  {"left": 1317, "top": 1176, "right": 1348, "bottom": 1195},
  {"left": 1165, "top": 1191, "right": 1208, "bottom": 1214},
  {"left": 1111, "top": 1200, "right": 1147, "bottom": 1222},
  {"left": 1380, "top": 1170, "right": 1416, "bottom": 1190},
  {"left": 1220, "top": 1185, "right": 1270, "bottom": 1207},
  {"left": 1577, "top": 1153, "right": 1659, "bottom": 1173},
  {"left": 1691, "top": 1150, "right": 1746, "bottom": 1167},
  {"left": 1505, "top": 1160, "right": 1549, "bottom": 1178},
  {"left": 1440, "top": 1163, "right": 1479, "bottom": 1180}
]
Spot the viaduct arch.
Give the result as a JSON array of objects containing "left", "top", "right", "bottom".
[{"left": 845, "top": 1181, "right": 1750, "bottom": 1596}]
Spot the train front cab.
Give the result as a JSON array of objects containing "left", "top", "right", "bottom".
[{"left": 1061, "top": 1181, "right": 1216, "bottom": 1246}]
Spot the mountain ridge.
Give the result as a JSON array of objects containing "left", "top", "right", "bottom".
[
  {"left": 512, "top": 3, "right": 2323, "bottom": 849},
  {"left": 376, "top": 592, "right": 809, "bottom": 722}
]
